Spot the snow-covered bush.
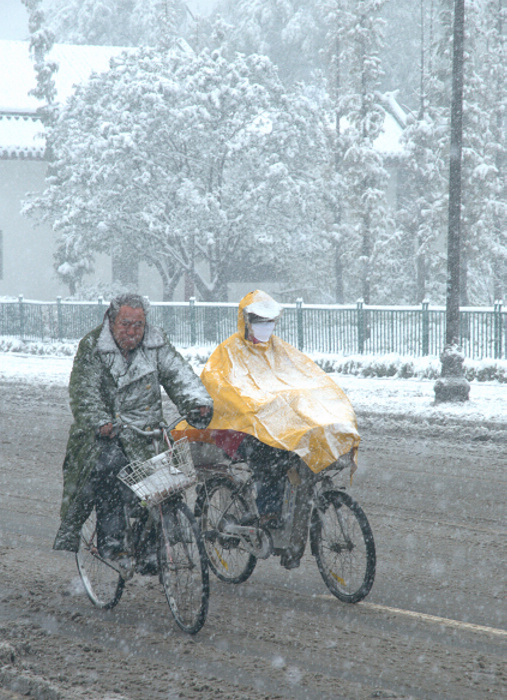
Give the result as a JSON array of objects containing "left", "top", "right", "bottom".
[
  {"left": 2, "top": 338, "right": 506, "bottom": 382},
  {"left": 312, "top": 352, "right": 507, "bottom": 383}
]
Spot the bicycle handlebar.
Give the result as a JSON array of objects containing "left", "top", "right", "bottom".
[{"left": 116, "top": 415, "right": 184, "bottom": 439}]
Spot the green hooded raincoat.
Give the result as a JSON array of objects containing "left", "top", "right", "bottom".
[{"left": 53, "top": 318, "right": 212, "bottom": 552}]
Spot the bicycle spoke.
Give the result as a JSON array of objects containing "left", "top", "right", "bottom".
[
  {"left": 311, "top": 490, "right": 375, "bottom": 603},
  {"left": 158, "top": 501, "right": 209, "bottom": 634},
  {"left": 76, "top": 509, "right": 125, "bottom": 609},
  {"left": 195, "top": 477, "right": 257, "bottom": 584}
]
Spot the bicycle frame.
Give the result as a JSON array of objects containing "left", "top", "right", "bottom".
[
  {"left": 193, "top": 446, "right": 375, "bottom": 602},
  {"left": 76, "top": 415, "right": 210, "bottom": 632},
  {"left": 195, "top": 460, "right": 345, "bottom": 561},
  {"left": 106, "top": 417, "right": 189, "bottom": 577},
  {"left": 118, "top": 497, "right": 175, "bottom": 578}
]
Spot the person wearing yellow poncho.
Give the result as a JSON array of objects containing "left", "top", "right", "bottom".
[{"left": 174, "top": 290, "right": 361, "bottom": 568}]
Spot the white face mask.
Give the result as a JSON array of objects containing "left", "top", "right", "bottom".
[{"left": 250, "top": 321, "right": 275, "bottom": 343}]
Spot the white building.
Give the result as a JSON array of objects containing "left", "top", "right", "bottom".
[{"left": 0, "top": 40, "right": 154, "bottom": 300}]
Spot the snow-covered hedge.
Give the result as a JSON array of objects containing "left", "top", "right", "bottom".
[
  {"left": 312, "top": 352, "right": 507, "bottom": 383},
  {"left": 1, "top": 338, "right": 506, "bottom": 383},
  {"left": 0, "top": 337, "right": 78, "bottom": 356}
]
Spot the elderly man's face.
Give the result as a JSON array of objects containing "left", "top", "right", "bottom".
[{"left": 111, "top": 305, "right": 146, "bottom": 352}]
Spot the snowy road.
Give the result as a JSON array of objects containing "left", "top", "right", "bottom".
[{"left": 0, "top": 378, "right": 505, "bottom": 699}]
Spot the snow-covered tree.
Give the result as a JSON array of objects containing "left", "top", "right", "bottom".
[
  {"left": 413, "top": 0, "right": 507, "bottom": 305},
  {"left": 391, "top": 0, "right": 449, "bottom": 303},
  {"left": 395, "top": 109, "right": 448, "bottom": 302},
  {"left": 316, "top": 0, "right": 348, "bottom": 302},
  {"left": 24, "top": 47, "right": 331, "bottom": 300},
  {"left": 484, "top": 0, "right": 507, "bottom": 302},
  {"left": 22, "top": 0, "right": 58, "bottom": 127},
  {"left": 330, "top": 0, "right": 391, "bottom": 304},
  {"left": 44, "top": 0, "right": 189, "bottom": 47},
  {"left": 213, "top": 0, "right": 324, "bottom": 86},
  {"left": 396, "top": 0, "right": 507, "bottom": 306},
  {"left": 380, "top": 0, "right": 440, "bottom": 111},
  {"left": 459, "top": 0, "right": 507, "bottom": 304}
]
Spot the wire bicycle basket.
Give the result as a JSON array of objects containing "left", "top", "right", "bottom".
[{"left": 118, "top": 438, "right": 196, "bottom": 505}]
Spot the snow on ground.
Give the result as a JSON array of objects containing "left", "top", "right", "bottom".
[
  {"left": 0, "top": 352, "right": 73, "bottom": 386},
  {"left": 1, "top": 351, "right": 505, "bottom": 432},
  {"left": 337, "top": 374, "right": 506, "bottom": 426}
]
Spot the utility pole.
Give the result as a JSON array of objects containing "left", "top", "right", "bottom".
[{"left": 434, "top": 0, "right": 470, "bottom": 402}]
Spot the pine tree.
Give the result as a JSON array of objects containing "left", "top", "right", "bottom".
[
  {"left": 394, "top": 0, "right": 449, "bottom": 303},
  {"left": 461, "top": 0, "right": 507, "bottom": 303},
  {"left": 485, "top": 0, "right": 507, "bottom": 302},
  {"left": 333, "top": 0, "right": 391, "bottom": 304},
  {"left": 215, "top": 0, "right": 325, "bottom": 86}
]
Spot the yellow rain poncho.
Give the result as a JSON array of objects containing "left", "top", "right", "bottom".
[{"left": 174, "top": 290, "right": 360, "bottom": 474}]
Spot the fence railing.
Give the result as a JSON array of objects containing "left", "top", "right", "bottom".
[{"left": 1, "top": 296, "right": 506, "bottom": 360}]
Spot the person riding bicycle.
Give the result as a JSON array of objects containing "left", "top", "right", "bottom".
[
  {"left": 174, "top": 289, "right": 360, "bottom": 568},
  {"left": 53, "top": 293, "right": 213, "bottom": 562}
]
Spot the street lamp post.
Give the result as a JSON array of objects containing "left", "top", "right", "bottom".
[{"left": 434, "top": 0, "right": 471, "bottom": 403}]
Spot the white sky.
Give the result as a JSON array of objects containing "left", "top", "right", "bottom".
[
  {"left": 0, "top": 0, "right": 29, "bottom": 40},
  {"left": 187, "top": 0, "right": 218, "bottom": 16}
]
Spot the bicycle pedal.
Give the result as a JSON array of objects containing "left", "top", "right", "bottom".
[
  {"left": 115, "top": 555, "right": 134, "bottom": 578},
  {"left": 137, "top": 558, "right": 158, "bottom": 576},
  {"left": 280, "top": 554, "right": 301, "bottom": 570},
  {"left": 259, "top": 514, "right": 283, "bottom": 530}
]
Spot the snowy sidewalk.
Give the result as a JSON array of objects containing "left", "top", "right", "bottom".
[
  {"left": 335, "top": 373, "right": 506, "bottom": 427},
  {"left": 0, "top": 352, "right": 505, "bottom": 436}
]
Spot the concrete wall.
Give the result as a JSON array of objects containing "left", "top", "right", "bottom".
[
  {"left": 0, "top": 159, "right": 65, "bottom": 300},
  {"left": 0, "top": 158, "right": 277, "bottom": 303},
  {"left": 0, "top": 159, "right": 166, "bottom": 301}
]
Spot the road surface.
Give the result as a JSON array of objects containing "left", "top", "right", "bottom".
[{"left": 0, "top": 382, "right": 505, "bottom": 699}]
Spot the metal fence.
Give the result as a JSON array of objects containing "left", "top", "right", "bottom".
[{"left": 1, "top": 295, "right": 506, "bottom": 360}]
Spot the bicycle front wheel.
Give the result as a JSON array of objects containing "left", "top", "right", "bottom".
[
  {"left": 195, "top": 477, "right": 257, "bottom": 584},
  {"left": 76, "top": 508, "right": 125, "bottom": 609},
  {"left": 311, "top": 489, "right": 375, "bottom": 603},
  {"left": 158, "top": 500, "right": 209, "bottom": 634}
]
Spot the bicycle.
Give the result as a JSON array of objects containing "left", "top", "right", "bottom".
[
  {"left": 194, "top": 449, "right": 375, "bottom": 603},
  {"left": 75, "top": 419, "right": 209, "bottom": 634}
]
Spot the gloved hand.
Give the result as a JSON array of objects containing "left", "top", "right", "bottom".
[
  {"left": 186, "top": 405, "right": 213, "bottom": 429},
  {"left": 98, "top": 422, "right": 114, "bottom": 438},
  {"left": 97, "top": 422, "right": 120, "bottom": 438}
]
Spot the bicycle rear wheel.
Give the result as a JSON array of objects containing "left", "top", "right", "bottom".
[
  {"left": 311, "top": 489, "right": 375, "bottom": 603},
  {"left": 76, "top": 508, "right": 125, "bottom": 609},
  {"left": 158, "top": 500, "right": 209, "bottom": 634},
  {"left": 195, "top": 477, "right": 257, "bottom": 584}
]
